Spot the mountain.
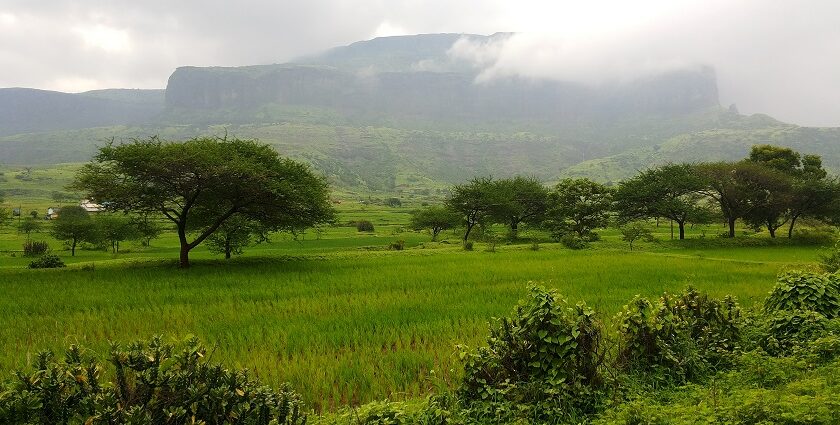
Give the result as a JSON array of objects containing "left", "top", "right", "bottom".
[
  {"left": 0, "top": 88, "right": 164, "bottom": 137},
  {"left": 0, "top": 34, "right": 837, "bottom": 191}
]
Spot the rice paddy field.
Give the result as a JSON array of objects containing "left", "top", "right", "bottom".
[{"left": 0, "top": 163, "right": 833, "bottom": 410}]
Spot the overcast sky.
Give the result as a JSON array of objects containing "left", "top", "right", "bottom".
[{"left": 1, "top": 0, "right": 838, "bottom": 126}]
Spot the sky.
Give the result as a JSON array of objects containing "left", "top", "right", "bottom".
[{"left": 1, "top": 0, "right": 838, "bottom": 126}]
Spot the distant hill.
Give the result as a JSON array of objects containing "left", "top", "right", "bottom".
[
  {"left": 0, "top": 33, "right": 838, "bottom": 190},
  {"left": 0, "top": 88, "right": 163, "bottom": 137}
]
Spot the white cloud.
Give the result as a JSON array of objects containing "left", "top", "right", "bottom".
[{"left": 75, "top": 24, "right": 131, "bottom": 53}]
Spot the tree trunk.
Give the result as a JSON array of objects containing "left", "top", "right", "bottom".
[
  {"left": 431, "top": 228, "right": 440, "bottom": 242},
  {"left": 71, "top": 238, "right": 77, "bottom": 256},
  {"left": 463, "top": 222, "right": 475, "bottom": 242},
  {"left": 768, "top": 226, "right": 776, "bottom": 238},
  {"left": 788, "top": 215, "right": 799, "bottom": 238},
  {"left": 225, "top": 239, "right": 232, "bottom": 259},
  {"left": 510, "top": 220, "right": 518, "bottom": 240},
  {"left": 670, "top": 220, "right": 674, "bottom": 240},
  {"left": 678, "top": 221, "right": 686, "bottom": 240},
  {"left": 728, "top": 217, "right": 736, "bottom": 238},
  {"left": 178, "top": 224, "right": 191, "bottom": 268}
]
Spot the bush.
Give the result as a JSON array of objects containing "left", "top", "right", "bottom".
[
  {"left": 754, "top": 310, "right": 830, "bottom": 356},
  {"left": 28, "top": 254, "right": 65, "bottom": 269},
  {"left": 457, "top": 285, "right": 605, "bottom": 421},
  {"left": 0, "top": 336, "right": 306, "bottom": 425},
  {"left": 561, "top": 234, "right": 589, "bottom": 250},
  {"left": 764, "top": 270, "right": 840, "bottom": 318},
  {"left": 356, "top": 220, "right": 375, "bottom": 232},
  {"left": 22, "top": 240, "right": 49, "bottom": 257},
  {"left": 615, "top": 287, "right": 742, "bottom": 384},
  {"left": 389, "top": 240, "right": 405, "bottom": 251},
  {"left": 819, "top": 240, "right": 840, "bottom": 273},
  {"left": 463, "top": 240, "right": 473, "bottom": 251}
]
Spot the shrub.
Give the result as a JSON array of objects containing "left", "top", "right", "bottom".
[
  {"left": 389, "top": 240, "right": 405, "bottom": 251},
  {"left": 463, "top": 240, "right": 473, "bottom": 251},
  {"left": 0, "top": 337, "right": 306, "bottom": 424},
  {"left": 356, "top": 220, "right": 375, "bottom": 232},
  {"left": 752, "top": 310, "right": 830, "bottom": 356},
  {"left": 22, "top": 240, "right": 49, "bottom": 257},
  {"left": 561, "top": 234, "right": 589, "bottom": 250},
  {"left": 764, "top": 270, "right": 840, "bottom": 318},
  {"left": 457, "top": 285, "right": 605, "bottom": 420},
  {"left": 615, "top": 287, "right": 742, "bottom": 384},
  {"left": 819, "top": 240, "right": 840, "bottom": 273},
  {"left": 28, "top": 254, "right": 65, "bottom": 269}
]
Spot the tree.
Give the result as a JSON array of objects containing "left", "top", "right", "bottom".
[
  {"left": 73, "top": 136, "right": 335, "bottom": 267},
  {"left": 748, "top": 144, "right": 801, "bottom": 173},
  {"left": 614, "top": 164, "right": 709, "bottom": 240},
  {"left": 694, "top": 162, "right": 762, "bottom": 238},
  {"left": 620, "top": 221, "right": 654, "bottom": 251},
  {"left": 51, "top": 205, "right": 96, "bottom": 256},
  {"left": 492, "top": 176, "right": 550, "bottom": 239},
  {"left": 739, "top": 166, "right": 793, "bottom": 238},
  {"left": 132, "top": 215, "right": 164, "bottom": 247},
  {"left": 97, "top": 214, "right": 139, "bottom": 253},
  {"left": 18, "top": 218, "right": 42, "bottom": 239},
  {"left": 446, "top": 177, "right": 501, "bottom": 243},
  {"left": 545, "top": 178, "right": 612, "bottom": 240},
  {"left": 410, "top": 205, "right": 460, "bottom": 241},
  {"left": 206, "top": 215, "right": 267, "bottom": 259}
]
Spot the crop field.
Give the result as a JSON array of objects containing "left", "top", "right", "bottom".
[{"left": 0, "top": 203, "right": 826, "bottom": 410}]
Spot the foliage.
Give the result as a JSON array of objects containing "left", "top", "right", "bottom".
[
  {"left": 388, "top": 240, "right": 405, "bottom": 251},
  {"left": 457, "top": 285, "right": 605, "bottom": 421},
  {"left": 820, "top": 241, "right": 840, "bottom": 273},
  {"left": 409, "top": 206, "right": 459, "bottom": 241},
  {"left": 0, "top": 336, "right": 306, "bottom": 424},
  {"left": 96, "top": 214, "right": 139, "bottom": 253},
  {"left": 132, "top": 215, "right": 164, "bottom": 247},
  {"left": 22, "top": 240, "right": 49, "bottom": 257},
  {"left": 613, "top": 164, "right": 709, "bottom": 240},
  {"left": 619, "top": 221, "right": 655, "bottom": 250},
  {"left": 73, "top": 136, "right": 335, "bottom": 267},
  {"left": 50, "top": 205, "right": 97, "bottom": 256},
  {"left": 462, "top": 240, "right": 473, "bottom": 251},
  {"left": 356, "top": 220, "right": 375, "bottom": 232},
  {"left": 17, "top": 218, "right": 42, "bottom": 238},
  {"left": 545, "top": 178, "right": 612, "bottom": 241},
  {"left": 206, "top": 215, "right": 267, "bottom": 259},
  {"left": 615, "top": 288, "right": 742, "bottom": 384},
  {"left": 764, "top": 270, "right": 840, "bottom": 319},
  {"left": 446, "top": 177, "right": 502, "bottom": 242},
  {"left": 27, "top": 254, "right": 66, "bottom": 269},
  {"left": 560, "top": 234, "right": 589, "bottom": 250},
  {"left": 491, "top": 176, "right": 550, "bottom": 239}
]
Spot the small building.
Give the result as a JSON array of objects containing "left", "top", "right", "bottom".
[
  {"left": 46, "top": 207, "right": 60, "bottom": 220},
  {"left": 79, "top": 199, "right": 104, "bottom": 213}
]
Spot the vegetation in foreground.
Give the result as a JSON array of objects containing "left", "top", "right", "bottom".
[{"left": 4, "top": 269, "right": 840, "bottom": 424}]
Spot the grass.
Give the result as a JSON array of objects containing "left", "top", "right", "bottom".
[{"left": 0, "top": 227, "right": 822, "bottom": 410}]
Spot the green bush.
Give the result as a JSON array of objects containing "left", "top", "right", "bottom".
[
  {"left": 615, "top": 287, "right": 742, "bottom": 384},
  {"left": 462, "top": 240, "right": 473, "bottom": 251},
  {"left": 28, "top": 254, "right": 65, "bottom": 269},
  {"left": 0, "top": 336, "right": 306, "bottom": 425},
  {"left": 388, "top": 240, "right": 405, "bottom": 251},
  {"left": 819, "top": 240, "right": 840, "bottom": 273},
  {"left": 457, "top": 285, "right": 605, "bottom": 421},
  {"left": 356, "top": 220, "right": 375, "bottom": 232},
  {"left": 22, "top": 240, "right": 49, "bottom": 257},
  {"left": 764, "top": 270, "right": 840, "bottom": 318},
  {"left": 560, "top": 234, "right": 589, "bottom": 250}
]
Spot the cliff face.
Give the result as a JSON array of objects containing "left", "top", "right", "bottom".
[{"left": 164, "top": 62, "right": 720, "bottom": 129}]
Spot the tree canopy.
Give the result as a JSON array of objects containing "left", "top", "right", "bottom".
[
  {"left": 545, "top": 178, "right": 612, "bottom": 240},
  {"left": 73, "top": 136, "right": 335, "bottom": 267}
]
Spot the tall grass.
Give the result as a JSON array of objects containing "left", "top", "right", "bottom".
[{"left": 0, "top": 247, "right": 791, "bottom": 409}]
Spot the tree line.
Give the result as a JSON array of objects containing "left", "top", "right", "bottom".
[{"left": 412, "top": 144, "right": 840, "bottom": 243}]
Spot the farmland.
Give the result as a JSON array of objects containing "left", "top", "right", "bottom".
[{"left": 0, "top": 202, "right": 826, "bottom": 410}]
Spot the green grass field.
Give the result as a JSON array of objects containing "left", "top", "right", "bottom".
[{"left": 0, "top": 203, "right": 829, "bottom": 410}]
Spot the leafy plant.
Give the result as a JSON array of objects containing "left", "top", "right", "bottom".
[
  {"left": 28, "top": 254, "right": 66, "bottom": 269},
  {"left": 560, "top": 234, "right": 589, "bottom": 250},
  {"left": 0, "top": 336, "right": 306, "bottom": 424},
  {"left": 356, "top": 220, "right": 375, "bottom": 232},
  {"left": 764, "top": 270, "right": 840, "bottom": 318},
  {"left": 22, "top": 240, "right": 49, "bottom": 257},
  {"left": 819, "top": 240, "right": 840, "bottom": 273},
  {"left": 388, "top": 240, "right": 405, "bottom": 251}
]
